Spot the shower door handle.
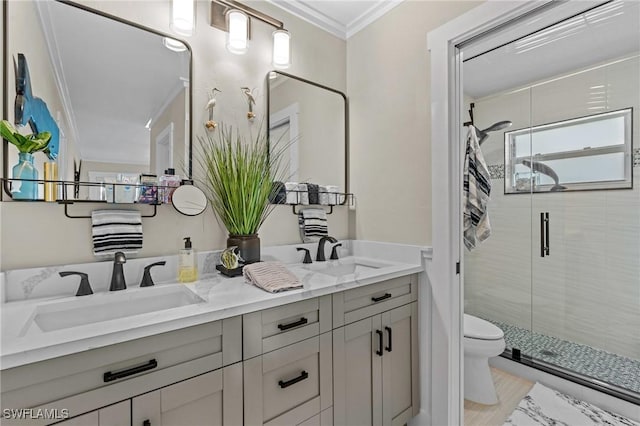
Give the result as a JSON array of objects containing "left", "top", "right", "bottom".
[{"left": 540, "top": 212, "right": 550, "bottom": 257}]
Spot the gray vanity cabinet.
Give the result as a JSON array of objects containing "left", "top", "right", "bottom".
[
  {"left": 333, "top": 302, "right": 419, "bottom": 426},
  {"left": 131, "top": 363, "right": 243, "bottom": 426},
  {"left": 243, "top": 333, "right": 333, "bottom": 426}
]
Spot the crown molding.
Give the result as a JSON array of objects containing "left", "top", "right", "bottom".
[
  {"left": 346, "top": 0, "right": 404, "bottom": 38},
  {"left": 266, "top": 0, "right": 405, "bottom": 40}
]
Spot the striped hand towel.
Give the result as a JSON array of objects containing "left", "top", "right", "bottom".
[
  {"left": 243, "top": 261, "right": 302, "bottom": 293},
  {"left": 463, "top": 125, "right": 491, "bottom": 251},
  {"left": 91, "top": 210, "right": 143, "bottom": 256},
  {"left": 298, "top": 208, "right": 328, "bottom": 243}
]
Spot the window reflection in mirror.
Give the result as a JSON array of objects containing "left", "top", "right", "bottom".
[
  {"left": 267, "top": 72, "right": 347, "bottom": 194},
  {"left": 3, "top": 0, "right": 191, "bottom": 201}
]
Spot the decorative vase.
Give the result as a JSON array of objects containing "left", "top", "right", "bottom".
[
  {"left": 12, "top": 153, "right": 38, "bottom": 200},
  {"left": 227, "top": 234, "right": 260, "bottom": 264}
]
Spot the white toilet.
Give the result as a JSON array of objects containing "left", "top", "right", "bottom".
[{"left": 463, "top": 314, "right": 506, "bottom": 405}]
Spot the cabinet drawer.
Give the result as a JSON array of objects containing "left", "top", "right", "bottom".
[
  {"left": 243, "top": 296, "right": 331, "bottom": 359},
  {"left": 332, "top": 274, "right": 417, "bottom": 327},
  {"left": 244, "top": 333, "right": 333, "bottom": 425},
  {"left": 1, "top": 316, "right": 242, "bottom": 410}
]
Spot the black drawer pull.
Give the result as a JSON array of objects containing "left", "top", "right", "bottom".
[
  {"left": 371, "top": 293, "right": 392, "bottom": 303},
  {"left": 385, "top": 326, "right": 392, "bottom": 352},
  {"left": 143, "top": 420, "right": 151, "bottom": 426},
  {"left": 278, "top": 370, "right": 309, "bottom": 388},
  {"left": 104, "top": 359, "right": 158, "bottom": 383},
  {"left": 278, "top": 317, "right": 308, "bottom": 331},
  {"left": 376, "top": 329, "right": 383, "bottom": 356}
]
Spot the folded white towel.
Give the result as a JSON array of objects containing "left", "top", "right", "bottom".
[
  {"left": 318, "top": 185, "right": 329, "bottom": 205},
  {"left": 243, "top": 261, "right": 302, "bottom": 293},
  {"left": 325, "top": 185, "right": 339, "bottom": 205},
  {"left": 91, "top": 210, "right": 142, "bottom": 256},
  {"left": 299, "top": 208, "right": 328, "bottom": 243},
  {"left": 297, "top": 183, "right": 309, "bottom": 205},
  {"left": 285, "top": 182, "right": 299, "bottom": 204}
]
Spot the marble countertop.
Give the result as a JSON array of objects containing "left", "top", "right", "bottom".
[{"left": 1, "top": 244, "right": 423, "bottom": 370}]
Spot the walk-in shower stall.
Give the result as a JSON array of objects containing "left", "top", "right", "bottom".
[{"left": 461, "top": 0, "right": 640, "bottom": 403}]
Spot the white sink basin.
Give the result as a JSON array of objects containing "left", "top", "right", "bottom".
[
  {"left": 25, "top": 285, "right": 204, "bottom": 333},
  {"left": 303, "top": 257, "right": 387, "bottom": 277}
]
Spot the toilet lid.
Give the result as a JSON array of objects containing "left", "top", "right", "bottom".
[{"left": 464, "top": 314, "right": 504, "bottom": 340}]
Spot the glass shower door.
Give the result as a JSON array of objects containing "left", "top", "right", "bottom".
[{"left": 529, "top": 53, "right": 640, "bottom": 396}]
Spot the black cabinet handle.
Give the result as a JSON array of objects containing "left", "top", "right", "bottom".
[
  {"left": 375, "top": 329, "right": 383, "bottom": 356},
  {"left": 385, "top": 326, "right": 392, "bottom": 352},
  {"left": 143, "top": 420, "right": 151, "bottom": 426},
  {"left": 103, "top": 359, "right": 158, "bottom": 383},
  {"left": 278, "top": 370, "right": 309, "bottom": 388},
  {"left": 540, "top": 212, "right": 546, "bottom": 257},
  {"left": 545, "top": 212, "right": 550, "bottom": 256},
  {"left": 371, "top": 293, "right": 392, "bottom": 303},
  {"left": 278, "top": 317, "right": 308, "bottom": 331}
]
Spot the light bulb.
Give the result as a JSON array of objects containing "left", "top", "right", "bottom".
[
  {"left": 170, "top": 0, "right": 195, "bottom": 37},
  {"left": 272, "top": 29, "right": 290, "bottom": 69},
  {"left": 227, "top": 10, "right": 248, "bottom": 55}
]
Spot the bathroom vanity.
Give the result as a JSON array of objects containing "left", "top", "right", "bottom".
[{"left": 0, "top": 241, "right": 423, "bottom": 426}]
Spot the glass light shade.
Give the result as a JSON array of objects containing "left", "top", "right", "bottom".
[
  {"left": 227, "top": 10, "right": 248, "bottom": 55},
  {"left": 163, "top": 37, "right": 188, "bottom": 52},
  {"left": 170, "top": 0, "right": 195, "bottom": 36},
  {"left": 272, "top": 29, "right": 291, "bottom": 69}
]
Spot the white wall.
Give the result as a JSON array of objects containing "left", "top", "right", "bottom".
[
  {"left": 1, "top": 0, "right": 348, "bottom": 270},
  {"left": 465, "top": 56, "right": 640, "bottom": 360},
  {"left": 347, "top": 0, "right": 481, "bottom": 246}
]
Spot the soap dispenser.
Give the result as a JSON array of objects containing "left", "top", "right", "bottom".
[{"left": 178, "top": 237, "right": 198, "bottom": 283}]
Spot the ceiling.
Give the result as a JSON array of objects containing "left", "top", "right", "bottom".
[
  {"left": 463, "top": 0, "right": 640, "bottom": 99},
  {"left": 267, "top": 0, "right": 404, "bottom": 39}
]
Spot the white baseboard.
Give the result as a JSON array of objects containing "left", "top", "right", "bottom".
[{"left": 491, "top": 356, "right": 640, "bottom": 422}]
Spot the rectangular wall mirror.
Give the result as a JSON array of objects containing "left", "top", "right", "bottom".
[
  {"left": 267, "top": 71, "right": 348, "bottom": 196},
  {"left": 2, "top": 0, "right": 192, "bottom": 201}
]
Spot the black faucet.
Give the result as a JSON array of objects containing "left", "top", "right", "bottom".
[
  {"left": 316, "top": 236, "right": 338, "bottom": 261},
  {"left": 109, "top": 252, "right": 127, "bottom": 291}
]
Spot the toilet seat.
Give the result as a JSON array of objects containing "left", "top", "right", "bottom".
[{"left": 464, "top": 314, "right": 504, "bottom": 341}]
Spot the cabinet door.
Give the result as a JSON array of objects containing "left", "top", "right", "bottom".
[
  {"left": 381, "top": 302, "right": 419, "bottom": 426},
  {"left": 333, "top": 315, "right": 383, "bottom": 426},
  {"left": 131, "top": 364, "right": 242, "bottom": 426},
  {"left": 53, "top": 401, "right": 130, "bottom": 426}
]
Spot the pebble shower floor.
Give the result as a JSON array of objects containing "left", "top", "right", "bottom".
[{"left": 485, "top": 318, "right": 640, "bottom": 395}]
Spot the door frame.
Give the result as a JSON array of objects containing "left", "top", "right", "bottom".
[{"left": 426, "top": 2, "right": 553, "bottom": 425}]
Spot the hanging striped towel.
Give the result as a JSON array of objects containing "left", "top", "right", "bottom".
[
  {"left": 463, "top": 125, "right": 492, "bottom": 251},
  {"left": 298, "top": 208, "right": 328, "bottom": 243},
  {"left": 91, "top": 210, "right": 143, "bottom": 256},
  {"left": 243, "top": 261, "right": 302, "bottom": 293}
]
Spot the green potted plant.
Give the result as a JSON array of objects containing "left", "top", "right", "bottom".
[
  {"left": 1, "top": 120, "right": 52, "bottom": 200},
  {"left": 196, "top": 124, "right": 287, "bottom": 264}
]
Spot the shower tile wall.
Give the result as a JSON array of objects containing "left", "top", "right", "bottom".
[{"left": 464, "top": 55, "right": 640, "bottom": 361}]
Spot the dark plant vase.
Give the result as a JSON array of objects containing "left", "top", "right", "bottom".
[{"left": 227, "top": 234, "right": 260, "bottom": 264}]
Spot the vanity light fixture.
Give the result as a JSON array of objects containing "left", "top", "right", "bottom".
[
  {"left": 226, "top": 10, "right": 249, "bottom": 54},
  {"left": 210, "top": 0, "right": 291, "bottom": 68},
  {"left": 272, "top": 29, "right": 290, "bottom": 69},
  {"left": 170, "top": 0, "right": 196, "bottom": 37}
]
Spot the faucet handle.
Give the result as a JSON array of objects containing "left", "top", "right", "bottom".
[
  {"left": 330, "top": 243, "right": 342, "bottom": 260},
  {"left": 296, "top": 248, "right": 312, "bottom": 264},
  {"left": 140, "top": 261, "right": 166, "bottom": 287},
  {"left": 59, "top": 271, "right": 93, "bottom": 296}
]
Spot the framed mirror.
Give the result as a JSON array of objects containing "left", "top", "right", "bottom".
[
  {"left": 267, "top": 71, "right": 348, "bottom": 196},
  {"left": 2, "top": 0, "right": 192, "bottom": 201}
]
